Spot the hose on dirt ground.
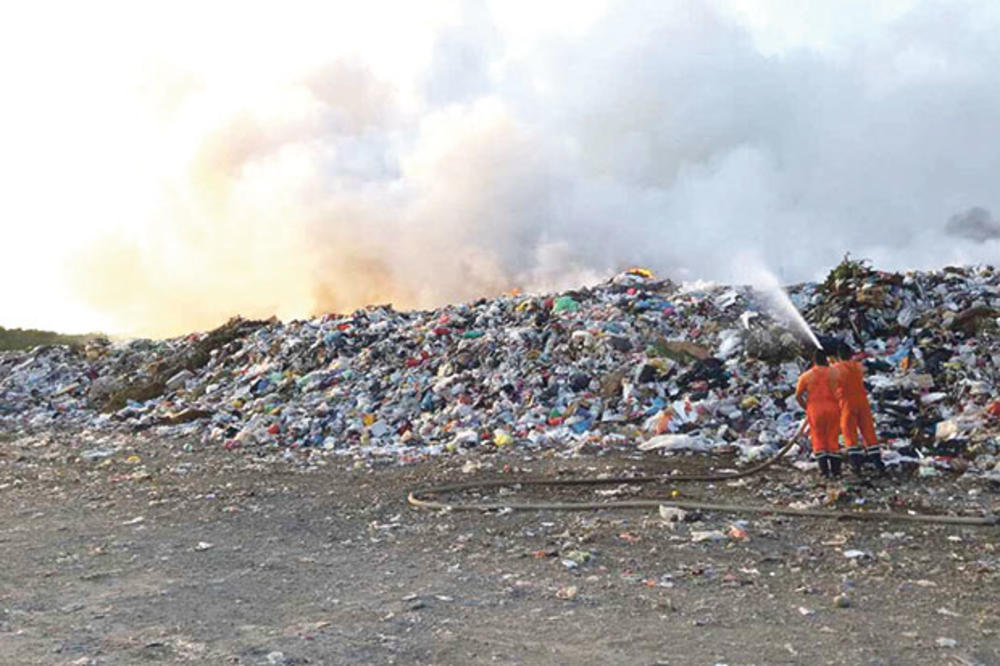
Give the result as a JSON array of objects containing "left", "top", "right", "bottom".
[{"left": 407, "top": 433, "right": 998, "bottom": 527}]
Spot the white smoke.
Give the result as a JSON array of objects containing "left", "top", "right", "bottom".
[{"left": 6, "top": 0, "right": 1000, "bottom": 335}]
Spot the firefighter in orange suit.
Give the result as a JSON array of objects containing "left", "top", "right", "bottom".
[
  {"left": 832, "top": 341, "right": 885, "bottom": 474},
  {"left": 796, "top": 348, "right": 842, "bottom": 478}
]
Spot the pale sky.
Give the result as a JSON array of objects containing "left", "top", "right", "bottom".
[{"left": 3, "top": 0, "right": 997, "bottom": 336}]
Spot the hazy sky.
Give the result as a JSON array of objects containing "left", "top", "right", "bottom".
[{"left": 2, "top": 0, "right": 999, "bottom": 336}]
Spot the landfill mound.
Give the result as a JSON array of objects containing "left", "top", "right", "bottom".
[{"left": 1, "top": 262, "right": 998, "bottom": 479}]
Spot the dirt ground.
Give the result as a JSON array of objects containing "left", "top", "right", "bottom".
[{"left": 1, "top": 433, "right": 998, "bottom": 665}]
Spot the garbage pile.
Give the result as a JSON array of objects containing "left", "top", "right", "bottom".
[{"left": 1, "top": 263, "right": 998, "bottom": 478}]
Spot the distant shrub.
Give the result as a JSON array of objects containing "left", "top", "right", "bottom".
[{"left": 0, "top": 326, "right": 99, "bottom": 351}]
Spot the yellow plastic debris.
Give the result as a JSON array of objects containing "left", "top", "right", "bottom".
[{"left": 493, "top": 430, "right": 513, "bottom": 447}]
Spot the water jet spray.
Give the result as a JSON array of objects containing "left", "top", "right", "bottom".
[{"left": 742, "top": 262, "right": 824, "bottom": 351}]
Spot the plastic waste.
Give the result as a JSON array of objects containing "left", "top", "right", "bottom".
[{"left": 0, "top": 262, "right": 996, "bottom": 484}]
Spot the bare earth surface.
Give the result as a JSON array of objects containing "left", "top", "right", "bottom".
[{"left": 1, "top": 434, "right": 998, "bottom": 666}]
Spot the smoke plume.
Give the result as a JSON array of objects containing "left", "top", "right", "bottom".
[
  {"left": 944, "top": 207, "right": 1000, "bottom": 243},
  {"left": 42, "top": 1, "right": 1000, "bottom": 335}
]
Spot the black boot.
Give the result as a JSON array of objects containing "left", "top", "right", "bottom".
[
  {"left": 847, "top": 448, "right": 865, "bottom": 476},
  {"left": 830, "top": 455, "right": 843, "bottom": 479},
  {"left": 866, "top": 447, "right": 886, "bottom": 475},
  {"left": 818, "top": 456, "right": 831, "bottom": 479}
]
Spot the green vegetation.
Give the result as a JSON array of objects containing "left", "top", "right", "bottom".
[
  {"left": 0, "top": 326, "right": 100, "bottom": 352},
  {"left": 822, "top": 253, "right": 873, "bottom": 291}
]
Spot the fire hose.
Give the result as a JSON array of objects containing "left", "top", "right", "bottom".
[{"left": 407, "top": 429, "right": 998, "bottom": 526}]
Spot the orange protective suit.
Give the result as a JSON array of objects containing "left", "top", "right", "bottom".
[
  {"left": 832, "top": 360, "right": 878, "bottom": 453},
  {"left": 795, "top": 365, "right": 841, "bottom": 456}
]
